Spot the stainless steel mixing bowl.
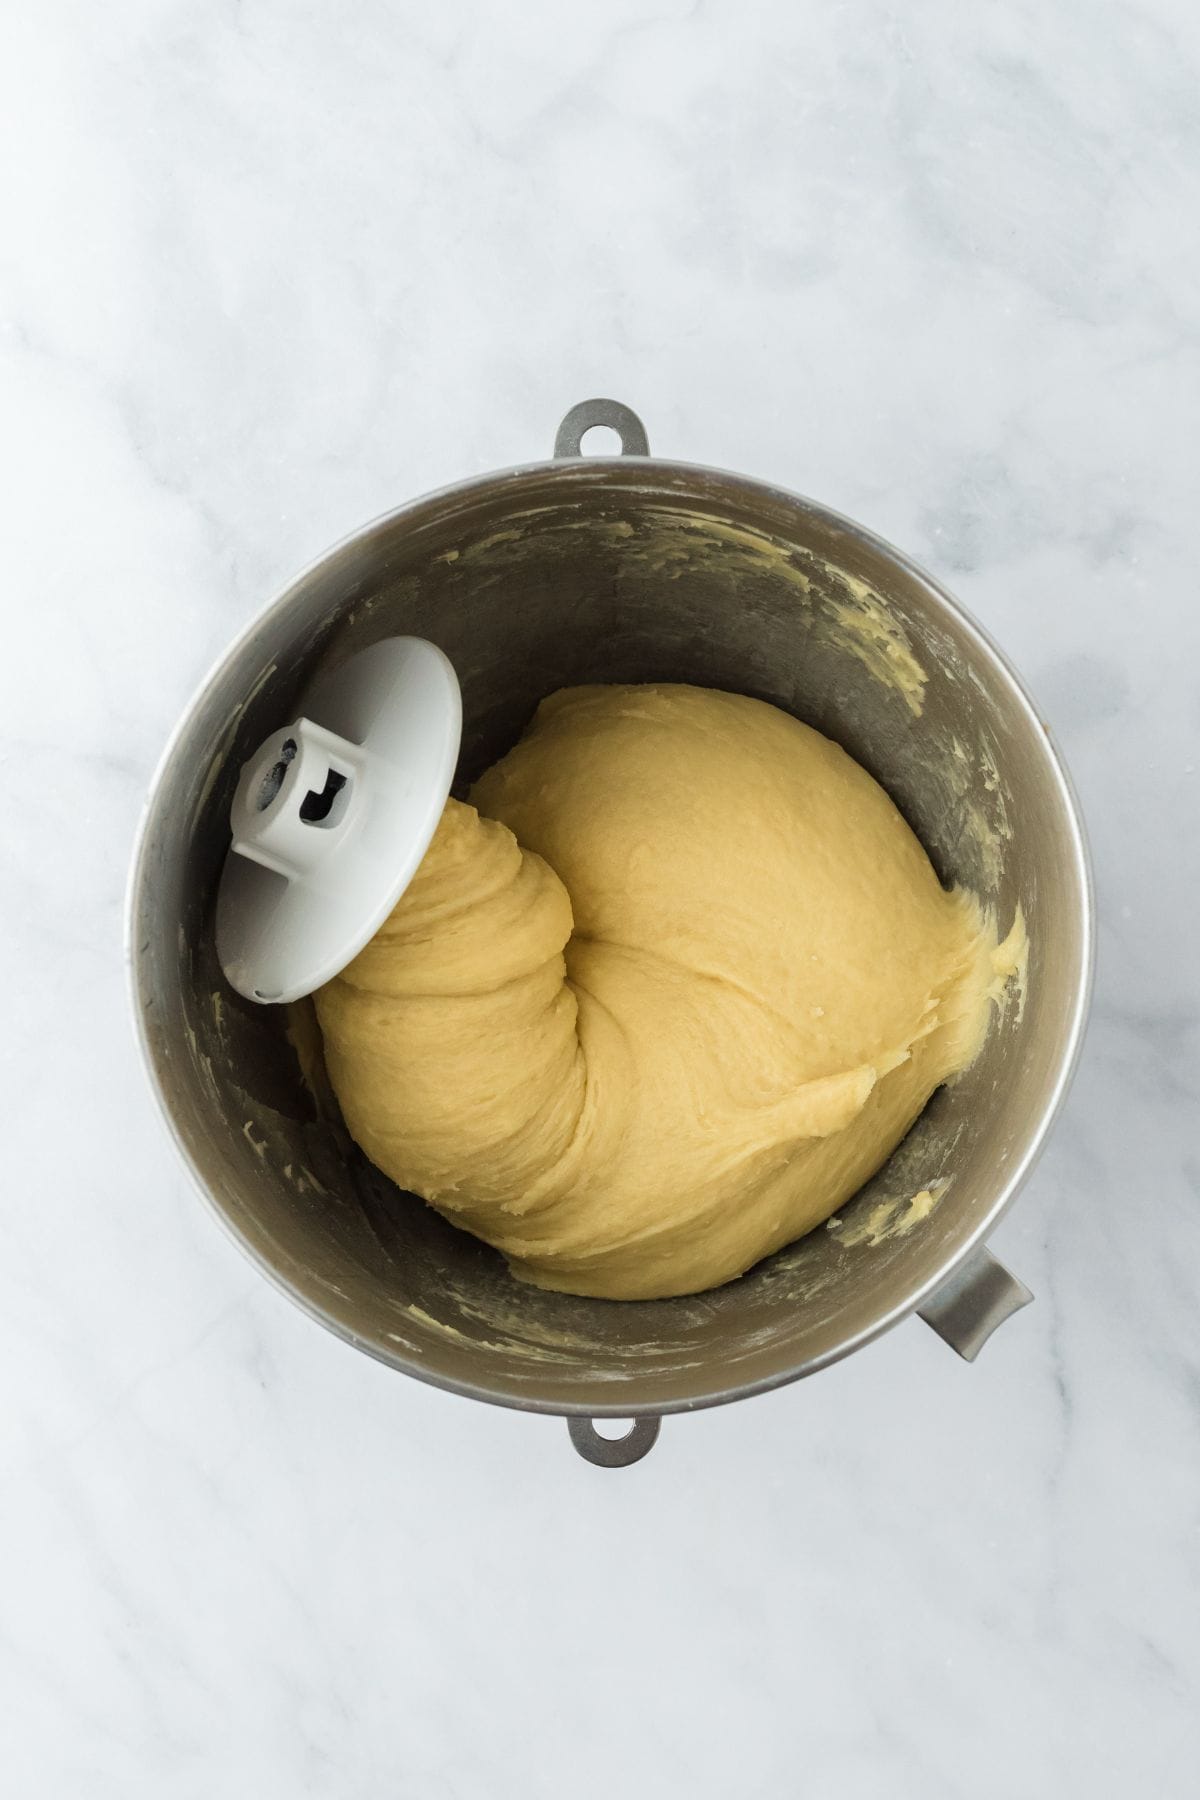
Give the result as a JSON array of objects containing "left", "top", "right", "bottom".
[{"left": 128, "top": 400, "right": 1093, "bottom": 1466}]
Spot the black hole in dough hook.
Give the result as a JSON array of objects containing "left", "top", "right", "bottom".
[
  {"left": 256, "top": 737, "right": 297, "bottom": 812},
  {"left": 300, "top": 767, "right": 348, "bottom": 826}
]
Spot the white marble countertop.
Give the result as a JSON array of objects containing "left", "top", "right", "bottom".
[{"left": 4, "top": 2, "right": 1198, "bottom": 1794}]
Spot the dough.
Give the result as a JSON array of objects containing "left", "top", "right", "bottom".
[{"left": 314, "top": 685, "right": 1008, "bottom": 1299}]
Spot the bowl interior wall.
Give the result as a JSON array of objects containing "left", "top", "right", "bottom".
[{"left": 132, "top": 463, "right": 1087, "bottom": 1412}]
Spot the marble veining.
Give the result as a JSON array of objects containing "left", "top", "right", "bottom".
[{"left": 2, "top": 1, "right": 1197, "bottom": 1794}]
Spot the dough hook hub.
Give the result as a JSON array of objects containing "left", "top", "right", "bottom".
[{"left": 215, "top": 636, "right": 462, "bottom": 1005}]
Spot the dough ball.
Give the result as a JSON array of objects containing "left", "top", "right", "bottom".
[{"left": 314, "top": 685, "right": 1003, "bottom": 1299}]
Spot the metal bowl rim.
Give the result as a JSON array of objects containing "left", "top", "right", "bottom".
[{"left": 126, "top": 452, "right": 1095, "bottom": 1416}]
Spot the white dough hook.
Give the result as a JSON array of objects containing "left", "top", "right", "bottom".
[{"left": 215, "top": 636, "right": 461, "bottom": 1004}]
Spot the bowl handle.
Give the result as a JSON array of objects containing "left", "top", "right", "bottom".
[
  {"left": 567, "top": 1415, "right": 662, "bottom": 1467},
  {"left": 554, "top": 398, "right": 650, "bottom": 459},
  {"left": 918, "top": 1245, "right": 1033, "bottom": 1361},
  {"left": 563, "top": 1246, "right": 1029, "bottom": 1460}
]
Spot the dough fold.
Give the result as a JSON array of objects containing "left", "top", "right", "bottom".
[{"left": 315, "top": 685, "right": 1003, "bottom": 1299}]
